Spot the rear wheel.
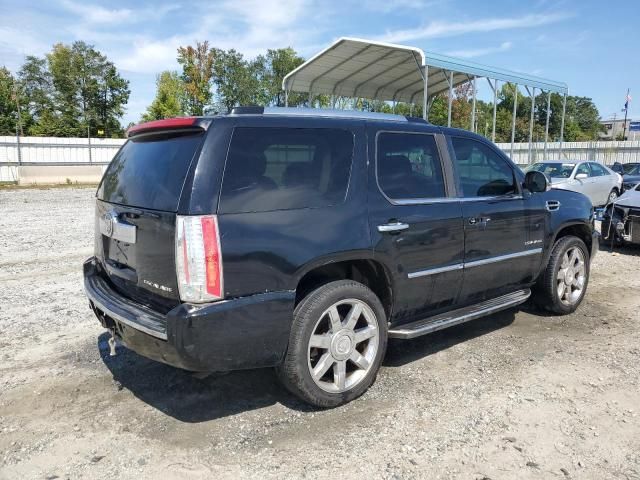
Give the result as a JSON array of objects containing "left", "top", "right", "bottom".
[
  {"left": 277, "top": 280, "right": 387, "bottom": 408},
  {"left": 533, "top": 236, "right": 590, "bottom": 314}
]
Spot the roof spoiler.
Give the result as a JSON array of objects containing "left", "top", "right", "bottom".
[{"left": 127, "top": 117, "right": 208, "bottom": 137}]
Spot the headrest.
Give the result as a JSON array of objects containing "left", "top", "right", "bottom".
[
  {"left": 243, "top": 152, "right": 267, "bottom": 177},
  {"left": 379, "top": 155, "right": 412, "bottom": 178}
]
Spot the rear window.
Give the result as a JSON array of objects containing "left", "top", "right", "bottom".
[
  {"left": 97, "top": 131, "right": 203, "bottom": 211},
  {"left": 219, "top": 127, "right": 354, "bottom": 214}
]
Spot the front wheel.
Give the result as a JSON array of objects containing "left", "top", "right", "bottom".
[
  {"left": 533, "top": 236, "right": 590, "bottom": 314},
  {"left": 276, "top": 280, "right": 388, "bottom": 408},
  {"left": 607, "top": 188, "right": 619, "bottom": 204}
]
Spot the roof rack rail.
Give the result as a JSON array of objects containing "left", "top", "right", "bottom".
[{"left": 228, "top": 106, "right": 429, "bottom": 123}]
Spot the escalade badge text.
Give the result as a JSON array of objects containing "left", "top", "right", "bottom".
[{"left": 143, "top": 279, "right": 173, "bottom": 293}]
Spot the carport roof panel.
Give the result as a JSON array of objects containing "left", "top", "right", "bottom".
[{"left": 283, "top": 37, "right": 568, "bottom": 102}]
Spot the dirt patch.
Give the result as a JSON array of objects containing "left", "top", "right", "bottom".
[{"left": 1, "top": 188, "right": 639, "bottom": 479}]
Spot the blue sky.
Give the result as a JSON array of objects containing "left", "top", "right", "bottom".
[{"left": 1, "top": 0, "right": 638, "bottom": 125}]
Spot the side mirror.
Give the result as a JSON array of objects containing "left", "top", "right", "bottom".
[
  {"left": 575, "top": 173, "right": 588, "bottom": 180},
  {"left": 523, "top": 171, "right": 550, "bottom": 193}
]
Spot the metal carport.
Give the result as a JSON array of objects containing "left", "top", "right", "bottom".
[{"left": 282, "top": 37, "right": 569, "bottom": 161}]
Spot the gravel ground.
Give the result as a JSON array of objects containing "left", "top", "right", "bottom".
[{"left": 1, "top": 187, "right": 639, "bottom": 480}]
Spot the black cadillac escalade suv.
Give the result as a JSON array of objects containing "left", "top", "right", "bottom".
[{"left": 84, "top": 107, "right": 598, "bottom": 407}]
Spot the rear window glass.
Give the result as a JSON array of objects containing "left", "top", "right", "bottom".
[
  {"left": 219, "top": 127, "right": 354, "bottom": 214},
  {"left": 97, "top": 132, "right": 203, "bottom": 211}
]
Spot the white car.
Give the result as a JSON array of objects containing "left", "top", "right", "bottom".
[{"left": 525, "top": 160, "right": 622, "bottom": 206}]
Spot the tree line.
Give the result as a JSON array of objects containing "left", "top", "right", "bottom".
[
  {"left": 142, "top": 41, "right": 602, "bottom": 143},
  {"left": 0, "top": 42, "right": 130, "bottom": 137},
  {"left": 1, "top": 39, "right": 602, "bottom": 142}
]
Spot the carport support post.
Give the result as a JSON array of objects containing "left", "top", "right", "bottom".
[
  {"left": 544, "top": 91, "right": 551, "bottom": 159},
  {"left": 471, "top": 76, "right": 477, "bottom": 132},
  {"left": 559, "top": 92, "right": 567, "bottom": 157},
  {"left": 422, "top": 65, "right": 429, "bottom": 121},
  {"left": 284, "top": 89, "right": 288, "bottom": 107},
  {"left": 528, "top": 87, "right": 535, "bottom": 165},
  {"left": 510, "top": 84, "right": 518, "bottom": 159},
  {"left": 447, "top": 71, "right": 453, "bottom": 127}
]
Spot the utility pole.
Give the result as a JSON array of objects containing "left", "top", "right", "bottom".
[{"left": 622, "top": 88, "right": 630, "bottom": 141}]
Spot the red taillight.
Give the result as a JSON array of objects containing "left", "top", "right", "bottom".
[
  {"left": 127, "top": 117, "right": 199, "bottom": 137},
  {"left": 175, "top": 215, "right": 224, "bottom": 303},
  {"left": 201, "top": 216, "right": 222, "bottom": 298}
]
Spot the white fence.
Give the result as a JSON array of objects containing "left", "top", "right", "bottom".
[
  {"left": 495, "top": 140, "right": 640, "bottom": 166},
  {"left": 0, "top": 136, "right": 125, "bottom": 182},
  {"left": 3, "top": 135, "right": 640, "bottom": 182}
]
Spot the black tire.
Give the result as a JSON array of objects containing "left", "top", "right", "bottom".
[
  {"left": 607, "top": 188, "right": 619, "bottom": 205},
  {"left": 276, "top": 280, "right": 388, "bottom": 408},
  {"left": 533, "top": 235, "right": 590, "bottom": 314}
]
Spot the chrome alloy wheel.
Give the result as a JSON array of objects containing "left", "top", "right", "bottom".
[
  {"left": 608, "top": 190, "right": 618, "bottom": 203},
  {"left": 307, "top": 299, "right": 379, "bottom": 393},
  {"left": 556, "top": 246, "right": 586, "bottom": 306}
]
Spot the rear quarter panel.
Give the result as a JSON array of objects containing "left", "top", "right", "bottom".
[{"left": 211, "top": 117, "right": 372, "bottom": 298}]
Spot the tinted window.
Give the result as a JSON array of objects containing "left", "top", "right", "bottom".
[
  {"left": 589, "top": 163, "right": 609, "bottom": 176},
  {"left": 376, "top": 132, "right": 445, "bottom": 199},
  {"left": 98, "top": 132, "right": 203, "bottom": 211},
  {"left": 451, "top": 137, "right": 516, "bottom": 197},
  {"left": 575, "top": 163, "right": 591, "bottom": 177},
  {"left": 219, "top": 127, "right": 354, "bottom": 213}
]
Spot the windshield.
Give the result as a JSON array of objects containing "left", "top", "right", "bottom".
[
  {"left": 527, "top": 162, "right": 576, "bottom": 178},
  {"left": 625, "top": 164, "right": 640, "bottom": 175}
]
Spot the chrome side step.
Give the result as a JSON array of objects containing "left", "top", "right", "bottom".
[{"left": 388, "top": 289, "right": 531, "bottom": 340}]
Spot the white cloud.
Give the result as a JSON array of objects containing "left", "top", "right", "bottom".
[
  {"left": 115, "top": 36, "right": 184, "bottom": 73},
  {"left": 60, "top": 0, "right": 134, "bottom": 24},
  {"left": 445, "top": 41, "right": 513, "bottom": 59},
  {"left": 364, "top": 0, "right": 444, "bottom": 13},
  {"left": 375, "top": 12, "right": 571, "bottom": 43}
]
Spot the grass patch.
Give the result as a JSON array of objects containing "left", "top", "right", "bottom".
[{"left": 0, "top": 182, "right": 98, "bottom": 191}]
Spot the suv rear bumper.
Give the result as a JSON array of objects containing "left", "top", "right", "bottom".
[{"left": 83, "top": 258, "right": 295, "bottom": 372}]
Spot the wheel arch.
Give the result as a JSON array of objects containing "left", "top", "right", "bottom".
[{"left": 293, "top": 256, "right": 395, "bottom": 320}]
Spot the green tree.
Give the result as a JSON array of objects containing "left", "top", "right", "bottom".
[
  {"left": 38, "top": 42, "right": 130, "bottom": 137},
  {"left": 142, "top": 71, "right": 188, "bottom": 121},
  {"left": 0, "top": 67, "right": 19, "bottom": 135},
  {"left": 263, "top": 47, "right": 305, "bottom": 106},
  {"left": 212, "top": 48, "right": 265, "bottom": 111},
  {"left": 18, "top": 56, "right": 51, "bottom": 133},
  {"left": 177, "top": 41, "right": 215, "bottom": 115}
]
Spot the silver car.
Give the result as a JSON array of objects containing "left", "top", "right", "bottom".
[{"left": 525, "top": 160, "right": 622, "bottom": 206}]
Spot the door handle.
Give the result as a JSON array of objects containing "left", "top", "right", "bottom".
[
  {"left": 377, "top": 222, "right": 409, "bottom": 232},
  {"left": 468, "top": 217, "right": 491, "bottom": 226}
]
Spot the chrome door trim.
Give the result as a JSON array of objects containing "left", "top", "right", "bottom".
[
  {"left": 464, "top": 248, "right": 543, "bottom": 269},
  {"left": 407, "top": 248, "right": 543, "bottom": 278},
  {"left": 408, "top": 263, "right": 464, "bottom": 278}
]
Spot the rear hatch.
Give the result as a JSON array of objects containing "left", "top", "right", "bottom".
[{"left": 95, "top": 120, "right": 208, "bottom": 312}]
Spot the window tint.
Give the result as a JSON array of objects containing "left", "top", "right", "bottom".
[
  {"left": 589, "top": 163, "right": 608, "bottom": 176},
  {"left": 575, "top": 163, "right": 591, "bottom": 177},
  {"left": 219, "top": 127, "right": 354, "bottom": 213},
  {"left": 98, "top": 132, "right": 203, "bottom": 211},
  {"left": 376, "top": 132, "right": 445, "bottom": 200},
  {"left": 451, "top": 137, "right": 516, "bottom": 197}
]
